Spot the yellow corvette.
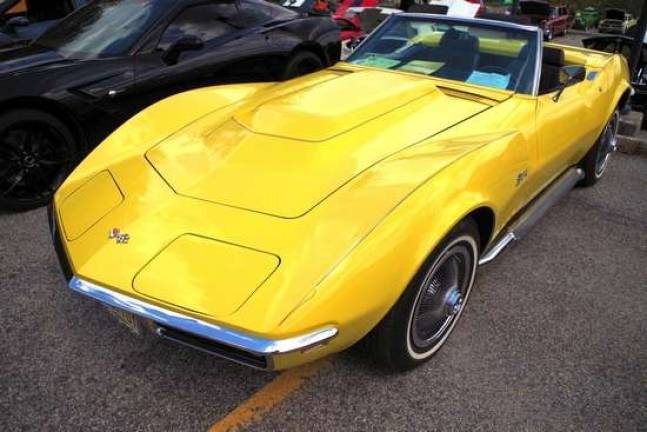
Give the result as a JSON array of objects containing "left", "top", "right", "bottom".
[{"left": 50, "top": 14, "right": 630, "bottom": 371}]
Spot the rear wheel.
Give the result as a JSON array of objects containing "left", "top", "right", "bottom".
[
  {"left": 365, "top": 219, "right": 480, "bottom": 371},
  {"left": 579, "top": 110, "right": 619, "bottom": 187},
  {"left": 281, "top": 51, "right": 324, "bottom": 81},
  {"left": 0, "top": 109, "right": 77, "bottom": 211}
]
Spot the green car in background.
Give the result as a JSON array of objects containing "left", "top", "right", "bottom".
[{"left": 573, "top": 6, "right": 600, "bottom": 31}]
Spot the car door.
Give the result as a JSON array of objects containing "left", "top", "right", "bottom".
[
  {"left": 132, "top": 1, "right": 271, "bottom": 112},
  {"left": 532, "top": 68, "right": 605, "bottom": 191}
]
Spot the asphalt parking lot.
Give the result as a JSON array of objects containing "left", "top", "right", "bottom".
[{"left": 1, "top": 151, "right": 645, "bottom": 431}]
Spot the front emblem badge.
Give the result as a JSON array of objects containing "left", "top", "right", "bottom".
[{"left": 108, "top": 228, "right": 130, "bottom": 244}]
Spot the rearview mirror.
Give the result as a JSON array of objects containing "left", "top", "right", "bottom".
[
  {"left": 553, "top": 65, "right": 586, "bottom": 102},
  {"left": 7, "top": 16, "right": 30, "bottom": 28},
  {"left": 162, "top": 35, "right": 203, "bottom": 65}
]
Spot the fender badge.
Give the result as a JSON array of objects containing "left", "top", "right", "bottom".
[
  {"left": 515, "top": 169, "right": 528, "bottom": 187},
  {"left": 108, "top": 228, "right": 130, "bottom": 244}
]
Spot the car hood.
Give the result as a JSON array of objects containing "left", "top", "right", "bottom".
[
  {"left": 0, "top": 31, "right": 15, "bottom": 47},
  {"left": 604, "top": 9, "right": 625, "bottom": 21},
  {"left": 0, "top": 44, "right": 75, "bottom": 75},
  {"left": 146, "top": 68, "right": 491, "bottom": 218}
]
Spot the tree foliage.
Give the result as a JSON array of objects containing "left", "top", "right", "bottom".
[{"left": 551, "top": 1, "right": 642, "bottom": 15}]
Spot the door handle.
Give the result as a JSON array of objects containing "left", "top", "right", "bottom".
[{"left": 108, "top": 89, "right": 124, "bottom": 98}]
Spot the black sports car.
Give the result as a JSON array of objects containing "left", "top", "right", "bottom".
[{"left": 0, "top": 0, "right": 340, "bottom": 210}]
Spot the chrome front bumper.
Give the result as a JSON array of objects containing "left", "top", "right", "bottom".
[{"left": 68, "top": 277, "right": 338, "bottom": 370}]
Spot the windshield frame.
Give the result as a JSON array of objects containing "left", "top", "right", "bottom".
[{"left": 346, "top": 13, "right": 543, "bottom": 97}]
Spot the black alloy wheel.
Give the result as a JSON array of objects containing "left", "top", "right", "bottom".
[{"left": 0, "top": 109, "right": 77, "bottom": 211}]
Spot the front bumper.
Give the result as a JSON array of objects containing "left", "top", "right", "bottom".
[
  {"left": 49, "top": 205, "right": 338, "bottom": 370},
  {"left": 68, "top": 277, "right": 337, "bottom": 370}
]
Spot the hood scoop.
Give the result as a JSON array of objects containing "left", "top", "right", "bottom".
[
  {"left": 234, "top": 70, "right": 437, "bottom": 141},
  {"left": 146, "top": 70, "right": 490, "bottom": 218}
]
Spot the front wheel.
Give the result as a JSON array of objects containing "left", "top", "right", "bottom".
[
  {"left": 579, "top": 110, "right": 619, "bottom": 187},
  {"left": 365, "top": 219, "right": 480, "bottom": 371},
  {"left": 0, "top": 109, "right": 77, "bottom": 211},
  {"left": 281, "top": 51, "right": 324, "bottom": 81}
]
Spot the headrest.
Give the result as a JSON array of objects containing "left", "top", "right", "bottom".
[
  {"left": 439, "top": 29, "right": 478, "bottom": 51},
  {"left": 543, "top": 47, "right": 564, "bottom": 67}
]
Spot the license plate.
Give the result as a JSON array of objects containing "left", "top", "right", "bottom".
[{"left": 105, "top": 307, "right": 144, "bottom": 336}]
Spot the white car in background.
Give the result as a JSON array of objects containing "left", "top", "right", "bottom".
[{"left": 426, "top": 0, "right": 482, "bottom": 17}]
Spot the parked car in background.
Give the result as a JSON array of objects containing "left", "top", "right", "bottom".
[
  {"left": 598, "top": 8, "right": 636, "bottom": 35},
  {"left": 50, "top": 14, "right": 631, "bottom": 372},
  {"left": 0, "top": 0, "right": 90, "bottom": 49},
  {"left": 519, "top": 0, "right": 569, "bottom": 41},
  {"left": 437, "top": 0, "right": 485, "bottom": 15},
  {"left": 270, "top": 0, "right": 333, "bottom": 14},
  {"left": 572, "top": 6, "right": 599, "bottom": 31},
  {"left": 0, "top": 0, "right": 340, "bottom": 211},
  {"left": 334, "top": 2, "right": 404, "bottom": 58}
]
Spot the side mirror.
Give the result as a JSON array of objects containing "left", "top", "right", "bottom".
[
  {"left": 162, "top": 35, "right": 203, "bottom": 65},
  {"left": 7, "top": 16, "right": 30, "bottom": 28},
  {"left": 553, "top": 65, "right": 586, "bottom": 102}
]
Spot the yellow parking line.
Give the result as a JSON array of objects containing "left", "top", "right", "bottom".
[{"left": 208, "top": 359, "right": 332, "bottom": 432}]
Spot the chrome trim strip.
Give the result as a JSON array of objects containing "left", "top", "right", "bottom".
[
  {"left": 532, "top": 29, "right": 543, "bottom": 97},
  {"left": 69, "top": 277, "right": 337, "bottom": 355}
]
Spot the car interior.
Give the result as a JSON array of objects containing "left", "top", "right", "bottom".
[
  {"left": 355, "top": 27, "right": 536, "bottom": 92},
  {"left": 352, "top": 19, "right": 591, "bottom": 97},
  {"left": 4, "top": 0, "right": 75, "bottom": 23}
]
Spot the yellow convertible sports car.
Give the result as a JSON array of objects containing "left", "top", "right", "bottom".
[{"left": 50, "top": 14, "right": 630, "bottom": 371}]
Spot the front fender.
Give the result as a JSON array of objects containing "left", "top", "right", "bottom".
[
  {"left": 609, "top": 54, "right": 633, "bottom": 115},
  {"left": 278, "top": 130, "right": 527, "bottom": 352}
]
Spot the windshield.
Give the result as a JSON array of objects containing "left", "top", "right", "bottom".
[
  {"left": 348, "top": 15, "right": 539, "bottom": 94},
  {"left": 33, "top": 0, "right": 170, "bottom": 58}
]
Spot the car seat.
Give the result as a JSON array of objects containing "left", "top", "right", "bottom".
[{"left": 433, "top": 28, "right": 480, "bottom": 81}]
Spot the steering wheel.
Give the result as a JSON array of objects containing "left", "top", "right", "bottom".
[{"left": 478, "top": 66, "right": 509, "bottom": 75}]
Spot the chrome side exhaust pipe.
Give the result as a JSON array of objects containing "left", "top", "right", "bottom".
[{"left": 479, "top": 167, "right": 585, "bottom": 266}]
